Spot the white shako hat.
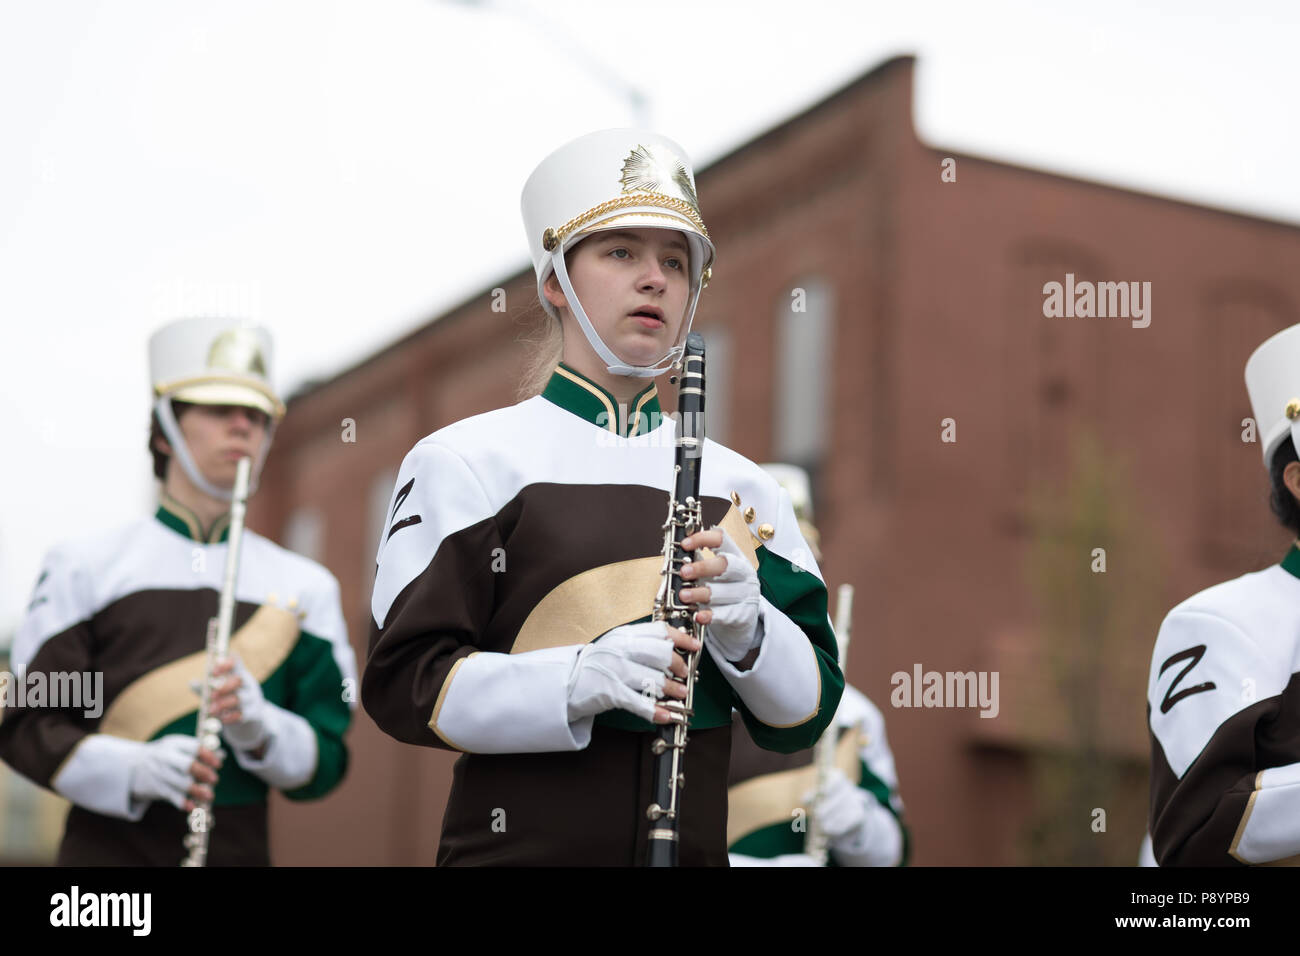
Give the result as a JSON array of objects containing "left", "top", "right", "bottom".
[
  {"left": 760, "top": 463, "right": 821, "bottom": 561},
  {"left": 521, "top": 129, "right": 716, "bottom": 378},
  {"left": 149, "top": 317, "right": 285, "bottom": 500},
  {"left": 1245, "top": 323, "right": 1300, "bottom": 470}
]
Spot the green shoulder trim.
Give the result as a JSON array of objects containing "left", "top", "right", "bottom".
[
  {"left": 733, "top": 548, "right": 844, "bottom": 753},
  {"left": 276, "top": 629, "right": 351, "bottom": 801}
]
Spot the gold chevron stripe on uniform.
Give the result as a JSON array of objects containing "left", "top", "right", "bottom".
[
  {"left": 627, "top": 386, "right": 659, "bottom": 438},
  {"left": 1225, "top": 771, "right": 1300, "bottom": 865},
  {"left": 428, "top": 652, "right": 479, "bottom": 750},
  {"left": 1228, "top": 771, "right": 1263, "bottom": 864},
  {"left": 97, "top": 604, "right": 302, "bottom": 742},
  {"left": 726, "top": 726, "right": 863, "bottom": 848},
  {"left": 510, "top": 504, "right": 760, "bottom": 655}
]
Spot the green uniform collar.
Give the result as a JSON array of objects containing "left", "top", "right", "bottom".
[
  {"left": 541, "top": 362, "right": 663, "bottom": 438},
  {"left": 1282, "top": 542, "right": 1300, "bottom": 581},
  {"left": 156, "top": 493, "right": 231, "bottom": 544}
]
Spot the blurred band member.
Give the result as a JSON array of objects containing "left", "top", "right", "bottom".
[
  {"left": 728, "top": 465, "right": 907, "bottom": 867},
  {"left": 0, "top": 317, "right": 356, "bottom": 865},
  {"left": 1149, "top": 324, "right": 1300, "bottom": 866}
]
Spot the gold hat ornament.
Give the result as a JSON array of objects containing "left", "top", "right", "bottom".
[
  {"left": 150, "top": 317, "right": 284, "bottom": 420},
  {"left": 521, "top": 129, "right": 716, "bottom": 378},
  {"left": 148, "top": 317, "right": 283, "bottom": 500}
]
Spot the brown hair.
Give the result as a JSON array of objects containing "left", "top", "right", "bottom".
[
  {"left": 148, "top": 401, "right": 192, "bottom": 480},
  {"left": 1270, "top": 435, "right": 1300, "bottom": 535}
]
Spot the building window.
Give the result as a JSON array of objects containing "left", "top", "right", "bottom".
[
  {"left": 774, "top": 277, "right": 834, "bottom": 470},
  {"left": 283, "top": 507, "right": 325, "bottom": 564}
]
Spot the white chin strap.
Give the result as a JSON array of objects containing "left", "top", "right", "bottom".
[
  {"left": 155, "top": 395, "right": 275, "bottom": 502},
  {"left": 551, "top": 250, "right": 705, "bottom": 379}
]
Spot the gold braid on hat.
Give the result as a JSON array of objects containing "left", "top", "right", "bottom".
[{"left": 543, "top": 192, "right": 709, "bottom": 253}]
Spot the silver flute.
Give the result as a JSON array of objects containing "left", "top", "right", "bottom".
[
  {"left": 181, "top": 455, "right": 252, "bottom": 867},
  {"left": 806, "top": 583, "right": 854, "bottom": 866}
]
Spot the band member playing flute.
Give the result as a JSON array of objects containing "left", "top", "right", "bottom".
[{"left": 0, "top": 317, "right": 356, "bottom": 865}]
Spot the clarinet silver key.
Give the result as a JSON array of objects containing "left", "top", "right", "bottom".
[{"left": 644, "top": 333, "right": 707, "bottom": 867}]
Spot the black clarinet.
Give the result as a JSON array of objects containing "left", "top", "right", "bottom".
[{"left": 645, "top": 332, "right": 706, "bottom": 867}]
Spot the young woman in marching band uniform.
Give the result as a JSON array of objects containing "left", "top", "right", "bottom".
[
  {"left": 0, "top": 318, "right": 356, "bottom": 865},
  {"left": 363, "top": 129, "right": 843, "bottom": 865}
]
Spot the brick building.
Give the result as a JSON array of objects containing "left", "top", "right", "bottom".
[{"left": 7, "top": 54, "right": 1297, "bottom": 865}]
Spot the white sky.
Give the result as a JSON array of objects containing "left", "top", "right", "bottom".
[{"left": 2, "top": 0, "right": 1297, "bottom": 638}]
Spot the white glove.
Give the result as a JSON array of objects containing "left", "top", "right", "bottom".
[
  {"left": 220, "top": 654, "right": 272, "bottom": 752},
  {"left": 126, "top": 734, "right": 203, "bottom": 811},
  {"left": 697, "top": 529, "right": 763, "bottom": 662},
  {"left": 566, "top": 622, "right": 677, "bottom": 723},
  {"left": 804, "top": 768, "right": 869, "bottom": 839}
]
